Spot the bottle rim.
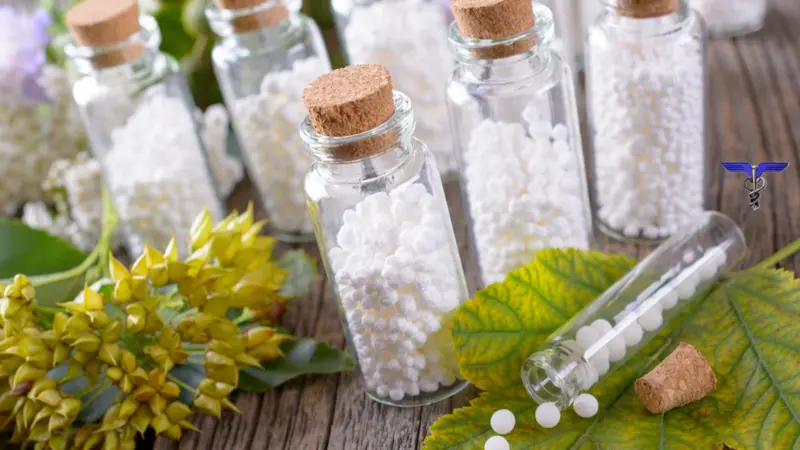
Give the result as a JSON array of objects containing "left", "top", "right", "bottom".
[
  {"left": 299, "top": 90, "right": 417, "bottom": 164},
  {"left": 205, "top": 0, "right": 302, "bottom": 32},
  {"left": 447, "top": 2, "right": 554, "bottom": 64},
  {"left": 64, "top": 14, "right": 160, "bottom": 68}
]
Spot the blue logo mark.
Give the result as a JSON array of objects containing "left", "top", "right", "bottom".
[{"left": 721, "top": 162, "right": 789, "bottom": 211}]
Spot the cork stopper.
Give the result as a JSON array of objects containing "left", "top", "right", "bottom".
[
  {"left": 451, "top": 0, "right": 535, "bottom": 59},
  {"left": 212, "top": 0, "right": 289, "bottom": 32},
  {"left": 615, "top": 0, "right": 680, "bottom": 18},
  {"left": 302, "top": 64, "right": 396, "bottom": 161},
  {"left": 634, "top": 342, "right": 717, "bottom": 414},
  {"left": 65, "top": 0, "right": 144, "bottom": 68}
]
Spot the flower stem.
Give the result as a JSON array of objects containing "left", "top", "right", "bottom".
[
  {"left": 755, "top": 236, "right": 800, "bottom": 269},
  {"left": 167, "top": 374, "right": 198, "bottom": 394}
]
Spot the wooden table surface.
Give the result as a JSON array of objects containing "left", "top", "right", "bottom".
[{"left": 156, "top": 0, "right": 800, "bottom": 448}]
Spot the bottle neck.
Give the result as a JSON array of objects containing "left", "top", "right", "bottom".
[
  {"left": 447, "top": 2, "right": 556, "bottom": 81},
  {"left": 521, "top": 345, "right": 583, "bottom": 410},
  {"left": 599, "top": 0, "right": 692, "bottom": 35},
  {"left": 300, "top": 91, "right": 417, "bottom": 182},
  {"left": 206, "top": 0, "right": 304, "bottom": 51}
]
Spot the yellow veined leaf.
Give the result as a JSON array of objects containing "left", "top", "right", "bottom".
[
  {"left": 453, "top": 249, "right": 635, "bottom": 391},
  {"left": 425, "top": 250, "right": 800, "bottom": 449}
]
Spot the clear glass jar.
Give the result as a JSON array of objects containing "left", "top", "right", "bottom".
[
  {"left": 446, "top": 3, "right": 593, "bottom": 288},
  {"left": 541, "top": 0, "right": 602, "bottom": 72},
  {"left": 521, "top": 211, "right": 746, "bottom": 409},
  {"left": 586, "top": 0, "right": 707, "bottom": 244},
  {"left": 65, "top": 15, "right": 223, "bottom": 256},
  {"left": 206, "top": 0, "right": 331, "bottom": 242},
  {"left": 690, "top": 0, "right": 766, "bottom": 38},
  {"left": 301, "top": 91, "right": 469, "bottom": 407},
  {"left": 331, "top": 0, "right": 456, "bottom": 179}
]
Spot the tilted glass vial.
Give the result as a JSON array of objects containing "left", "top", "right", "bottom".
[
  {"left": 689, "top": 0, "right": 766, "bottom": 39},
  {"left": 300, "top": 65, "right": 469, "bottom": 406},
  {"left": 521, "top": 211, "right": 746, "bottom": 409},
  {"left": 586, "top": 0, "right": 708, "bottom": 243},
  {"left": 331, "top": 0, "right": 456, "bottom": 179},
  {"left": 447, "top": 0, "right": 592, "bottom": 288},
  {"left": 64, "top": 0, "right": 223, "bottom": 255},
  {"left": 206, "top": 0, "right": 331, "bottom": 242}
]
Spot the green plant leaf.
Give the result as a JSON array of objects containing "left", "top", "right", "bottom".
[
  {"left": 424, "top": 250, "right": 800, "bottom": 449},
  {"left": 238, "top": 339, "right": 354, "bottom": 392},
  {"left": 453, "top": 249, "right": 635, "bottom": 392},
  {"left": 0, "top": 220, "right": 87, "bottom": 278},
  {"left": 277, "top": 249, "right": 318, "bottom": 299}
]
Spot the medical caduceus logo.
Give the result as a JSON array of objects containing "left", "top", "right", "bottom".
[{"left": 721, "top": 162, "right": 789, "bottom": 211}]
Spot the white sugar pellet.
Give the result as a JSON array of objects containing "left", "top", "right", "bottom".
[
  {"left": 607, "top": 336, "right": 627, "bottom": 362},
  {"left": 490, "top": 409, "right": 515, "bottom": 435},
  {"left": 590, "top": 352, "right": 610, "bottom": 376},
  {"left": 714, "top": 249, "right": 728, "bottom": 268},
  {"left": 589, "top": 21, "right": 705, "bottom": 239},
  {"left": 622, "top": 322, "right": 644, "bottom": 347},
  {"left": 591, "top": 319, "right": 613, "bottom": 336},
  {"left": 231, "top": 57, "right": 329, "bottom": 235},
  {"left": 675, "top": 275, "right": 699, "bottom": 300},
  {"left": 331, "top": 184, "right": 466, "bottom": 402},
  {"left": 535, "top": 402, "right": 561, "bottom": 428},
  {"left": 638, "top": 308, "right": 663, "bottom": 332},
  {"left": 658, "top": 288, "right": 679, "bottom": 310},
  {"left": 573, "top": 393, "right": 599, "bottom": 418},
  {"left": 484, "top": 435, "right": 510, "bottom": 450},
  {"left": 576, "top": 325, "right": 600, "bottom": 351},
  {"left": 463, "top": 119, "right": 590, "bottom": 285},
  {"left": 342, "top": 0, "right": 455, "bottom": 176}
]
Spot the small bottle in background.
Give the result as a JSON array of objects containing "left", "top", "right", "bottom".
[
  {"left": 446, "top": 0, "right": 593, "bottom": 287},
  {"left": 64, "top": 0, "right": 223, "bottom": 256},
  {"left": 300, "top": 65, "right": 470, "bottom": 406},
  {"left": 586, "top": 0, "right": 708, "bottom": 243},
  {"left": 331, "top": 0, "right": 457, "bottom": 180},
  {"left": 206, "top": 0, "right": 331, "bottom": 242},
  {"left": 690, "top": 0, "right": 766, "bottom": 39}
]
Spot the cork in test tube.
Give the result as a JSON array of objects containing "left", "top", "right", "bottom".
[{"left": 521, "top": 211, "right": 747, "bottom": 409}]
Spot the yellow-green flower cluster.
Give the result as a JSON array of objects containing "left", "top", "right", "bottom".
[{"left": 0, "top": 205, "right": 307, "bottom": 449}]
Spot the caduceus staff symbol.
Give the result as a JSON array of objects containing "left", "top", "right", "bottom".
[{"left": 721, "top": 162, "right": 789, "bottom": 210}]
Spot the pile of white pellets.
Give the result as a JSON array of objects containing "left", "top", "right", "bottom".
[
  {"left": 329, "top": 183, "right": 465, "bottom": 402},
  {"left": 559, "top": 246, "right": 727, "bottom": 393},
  {"left": 589, "top": 33, "right": 705, "bottom": 240},
  {"left": 343, "top": 0, "right": 455, "bottom": 176},
  {"left": 462, "top": 100, "right": 590, "bottom": 285},
  {"left": 232, "top": 57, "right": 329, "bottom": 236},
  {"left": 105, "top": 95, "right": 222, "bottom": 254},
  {"left": 690, "top": 0, "right": 766, "bottom": 36}
]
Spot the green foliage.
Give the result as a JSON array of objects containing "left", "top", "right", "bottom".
[
  {"left": 238, "top": 339, "right": 356, "bottom": 392},
  {"left": 424, "top": 249, "right": 800, "bottom": 450},
  {"left": 277, "top": 249, "right": 318, "bottom": 298},
  {"left": 0, "top": 220, "right": 86, "bottom": 278}
]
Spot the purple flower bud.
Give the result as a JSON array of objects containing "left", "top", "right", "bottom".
[{"left": 0, "top": 5, "right": 52, "bottom": 103}]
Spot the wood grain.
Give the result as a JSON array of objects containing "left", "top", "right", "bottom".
[{"left": 155, "top": 1, "right": 800, "bottom": 447}]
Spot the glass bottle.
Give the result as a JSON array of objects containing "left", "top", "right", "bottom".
[
  {"left": 586, "top": 0, "right": 707, "bottom": 244},
  {"left": 521, "top": 211, "right": 746, "bottom": 409},
  {"left": 301, "top": 88, "right": 470, "bottom": 407},
  {"left": 689, "top": 0, "right": 766, "bottom": 38},
  {"left": 446, "top": 2, "right": 593, "bottom": 288},
  {"left": 64, "top": 1, "right": 223, "bottom": 256},
  {"left": 330, "top": 0, "right": 456, "bottom": 179},
  {"left": 206, "top": 0, "right": 331, "bottom": 242}
]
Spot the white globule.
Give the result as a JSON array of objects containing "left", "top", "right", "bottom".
[
  {"left": 196, "top": 104, "right": 244, "bottom": 197},
  {"left": 463, "top": 112, "right": 590, "bottom": 285},
  {"left": 690, "top": 0, "right": 766, "bottom": 36},
  {"left": 343, "top": 0, "right": 454, "bottom": 175},
  {"left": 535, "top": 402, "right": 561, "bottom": 429},
  {"left": 590, "top": 34, "right": 705, "bottom": 239},
  {"left": 637, "top": 307, "right": 663, "bottom": 332},
  {"left": 105, "top": 95, "right": 222, "bottom": 254},
  {"left": 484, "top": 436, "right": 510, "bottom": 450},
  {"left": 232, "top": 57, "right": 328, "bottom": 235},
  {"left": 573, "top": 393, "right": 599, "bottom": 418},
  {"left": 490, "top": 409, "right": 516, "bottom": 435},
  {"left": 330, "top": 183, "right": 464, "bottom": 401}
]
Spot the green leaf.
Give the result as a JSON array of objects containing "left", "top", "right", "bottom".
[
  {"left": 0, "top": 220, "right": 86, "bottom": 278},
  {"left": 238, "top": 339, "right": 354, "bottom": 392},
  {"left": 424, "top": 250, "right": 800, "bottom": 449},
  {"left": 277, "top": 250, "right": 318, "bottom": 299},
  {"left": 453, "top": 249, "right": 635, "bottom": 392}
]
